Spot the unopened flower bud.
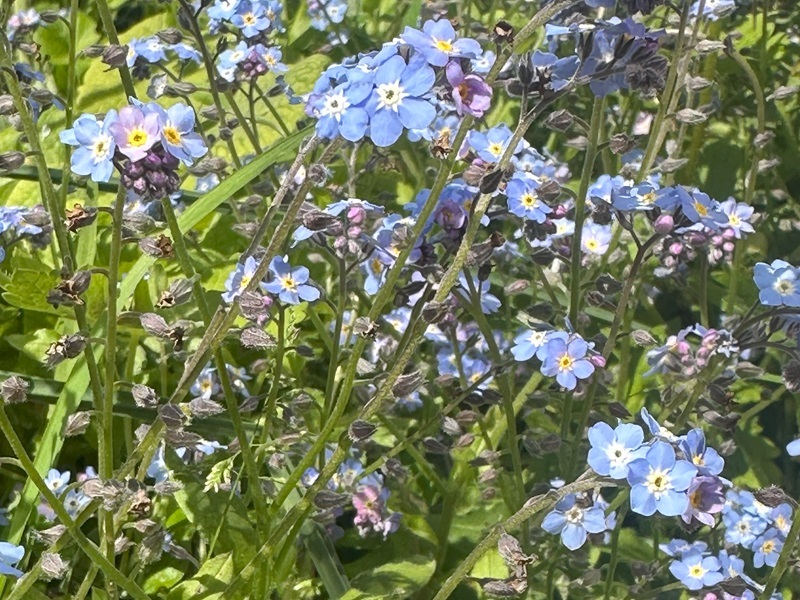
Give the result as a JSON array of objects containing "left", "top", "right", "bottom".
[
  {"left": 653, "top": 214, "right": 674, "bottom": 234},
  {"left": 0, "top": 151, "right": 26, "bottom": 174},
  {"left": 102, "top": 44, "right": 129, "bottom": 68}
]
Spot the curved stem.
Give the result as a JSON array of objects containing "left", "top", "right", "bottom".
[
  {"left": 569, "top": 97, "right": 605, "bottom": 326},
  {"left": 432, "top": 474, "right": 616, "bottom": 600},
  {"left": 0, "top": 405, "right": 150, "bottom": 600}
]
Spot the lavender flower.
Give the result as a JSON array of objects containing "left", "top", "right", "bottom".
[
  {"left": 109, "top": 106, "right": 160, "bottom": 162},
  {"left": 445, "top": 60, "right": 492, "bottom": 118}
]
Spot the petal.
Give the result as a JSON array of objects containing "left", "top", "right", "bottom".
[
  {"left": 561, "top": 524, "right": 587, "bottom": 550},
  {"left": 616, "top": 423, "right": 644, "bottom": 449},
  {"left": 588, "top": 422, "right": 614, "bottom": 448},
  {"left": 369, "top": 109, "right": 403, "bottom": 147},
  {"left": 541, "top": 511, "right": 566, "bottom": 534},
  {"left": 646, "top": 441, "right": 676, "bottom": 471},
  {"left": 398, "top": 98, "right": 436, "bottom": 131},
  {"left": 669, "top": 460, "right": 698, "bottom": 491},
  {"left": 656, "top": 490, "right": 689, "bottom": 516},
  {"left": 629, "top": 484, "right": 657, "bottom": 516}
]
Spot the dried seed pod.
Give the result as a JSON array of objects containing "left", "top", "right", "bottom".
[
  {"left": 392, "top": 371, "right": 424, "bottom": 398},
  {"left": 40, "top": 552, "right": 69, "bottom": 581},
  {"left": 139, "top": 234, "right": 174, "bottom": 258},
  {"left": 64, "top": 411, "right": 92, "bottom": 437},
  {"left": 102, "top": 44, "right": 129, "bottom": 68},
  {"left": 45, "top": 334, "right": 87, "bottom": 368},
  {"left": 188, "top": 397, "right": 224, "bottom": 419},
  {"left": 348, "top": 419, "right": 377, "bottom": 442},
  {"left": 1, "top": 375, "right": 29, "bottom": 404},
  {"left": 132, "top": 384, "right": 159, "bottom": 408},
  {"left": 64, "top": 203, "right": 97, "bottom": 232},
  {"left": 0, "top": 151, "right": 26, "bottom": 174},
  {"left": 48, "top": 270, "right": 92, "bottom": 307},
  {"left": 240, "top": 327, "right": 277, "bottom": 349},
  {"left": 156, "top": 278, "right": 195, "bottom": 309}
]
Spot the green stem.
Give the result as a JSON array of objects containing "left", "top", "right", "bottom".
[
  {"left": 603, "top": 504, "right": 627, "bottom": 600},
  {"left": 432, "top": 474, "right": 615, "bottom": 600},
  {"left": 699, "top": 253, "right": 710, "bottom": 327},
  {"left": 569, "top": 97, "right": 605, "bottom": 326},
  {"left": 259, "top": 305, "right": 285, "bottom": 445},
  {"left": 724, "top": 38, "right": 766, "bottom": 314},
  {"left": 93, "top": 0, "right": 137, "bottom": 100},
  {"left": 760, "top": 470, "right": 800, "bottom": 598},
  {"left": 0, "top": 405, "right": 149, "bottom": 600},
  {"left": 159, "top": 196, "right": 270, "bottom": 530},
  {"left": 99, "top": 184, "right": 126, "bottom": 579}
]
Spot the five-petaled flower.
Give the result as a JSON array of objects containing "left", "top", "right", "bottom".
[
  {"left": 627, "top": 441, "right": 697, "bottom": 516},
  {"left": 263, "top": 255, "right": 321, "bottom": 305}
]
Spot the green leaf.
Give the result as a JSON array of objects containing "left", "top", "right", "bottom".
[
  {"left": 304, "top": 525, "right": 350, "bottom": 599},
  {"left": 2, "top": 352, "right": 98, "bottom": 551},
  {"left": 166, "top": 552, "right": 235, "bottom": 600},
  {"left": 172, "top": 477, "right": 256, "bottom": 570},
  {"left": 340, "top": 555, "right": 436, "bottom": 600},
  {"left": 117, "top": 127, "right": 311, "bottom": 312},
  {"left": 144, "top": 566, "right": 187, "bottom": 596}
]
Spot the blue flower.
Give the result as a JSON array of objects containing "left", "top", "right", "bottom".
[
  {"left": 134, "top": 37, "right": 168, "bottom": 63},
  {"left": 659, "top": 539, "right": 708, "bottom": 558},
  {"left": 223, "top": 256, "right": 259, "bottom": 303},
  {"left": 231, "top": 1, "right": 272, "bottom": 37},
  {"left": 691, "top": 0, "right": 735, "bottom": 20},
  {"left": 59, "top": 111, "right": 118, "bottom": 182},
  {"left": 717, "top": 549, "right": 745, "bottom": 579},
  {"left": 655, "top": 186, "right": 727, "bottom": 229},
  {"left": 366, "top": 55, "right": 436, "bottom": 147},
  {"left": 191, "top": 366, "right": 220, "bottom": 399},
  {"left": 468, "top": 123, "right": 525, "bottom": 163},
  {"left": 0, "top": 542, "right": 24, "bottom": 578},
  {"left": 640, "top": 407, "right": 679, "bottom": 442},
  {"left": 217, "top": 41, "right": 250, "bottom": 81},
  {"left": 528, "top": 51, "right": 580, "bottom": 91},
  {"left": 208, "top": 0, "right": 241, "bottom": 21},
  {"left": 612, "top": 179, "right": 660, "bottom": 211},
  {"left": 263, "top": 256, "right": 321, "bottom": 305},
  {"left": 540, "top": 336, "right": 595, "bottom": 390},
  {"left": 718, "top": 197, "right": 755, "bottom": 239},
  {"left": 724, "top": 509, "right": 768, "bottom": 548},
  {"left": 587, "top": 421, "right": 646, "bottom": 479},
  {"left": 668, "top": 550, "right": 724, "bottom": 590},
  {"left": 171, "top": 43, "right": 202, "bottom": 63},
  {"left": 752, "top": 529, "right": 783, "bottom": 568},
  {"left": 506, "top": 172, "right": 551, "bottom": 222},
  {"left": 627, "top": 441, "right": 697, "bottom": 516},
  {"left": 753, "top": 260, "right": 800, "bottom": 307},
  {"left": 363, "top": 250, "right": 393, "bottom": 295},
  {"left": 312, "top": 81, "right": 372, "bottom": 142},
  {"left": 771, "top": 503, "right": 793, "bottom": 538},
  {"left": 401, "top": 19, "right": 482, "bottom": 67},
  {"left": 541, "top": 493, "right": 607, "bottom": 550},
  {"left": 43, "top": 468, "right": 71, "bottom": 496},
  {"left": 580, "top": 221, "right": 612, "bottom": 255},
  {"left": 458, "top": 275, "right": 500, "bottom": 314},
  {"left": 255, "top": 44, "right": 288, "bottom": 73},
  {"left": 511, "top": 329, "right": 565, "bottom": 362},
  {"left": 146, "top": 102, "right": 207, "bottom": 165},
  {"left": 678, "top": 429, "right": 724, "bottom": 476}
]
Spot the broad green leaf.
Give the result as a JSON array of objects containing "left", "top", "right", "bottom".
[
  {"left": 166, "top": 552, "right": 236, "bottom": 600},
  {"left": 172, "top": 477, "right": 256, "bottom": 570},
  {"left": 340, "top": 555, "right": 436, "bottom": 600},
  {"left": 117, "top": 126, "right": 311, "bottom": 312},
  {"left": 144, "top": 566, "right": 186, "bottom": 596}
]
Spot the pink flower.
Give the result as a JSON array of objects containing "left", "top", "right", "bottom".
[{"left": 445, "top": 61, "right": 492, "bottom": 118}]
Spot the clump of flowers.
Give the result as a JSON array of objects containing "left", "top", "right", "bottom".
[{"left": 60, "top": 101, "right": 207, "bottom": 200}]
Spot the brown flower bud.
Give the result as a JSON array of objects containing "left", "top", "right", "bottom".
[
  {"left": 64, "top": 411, "right": 92, "bottom": 437},
  {"left": 102, "top": 44, "right": 129, "bottom": 68},
  {"left": 0, "top": 151, "right": 26, "bottom": 174},
  {"left": 45, "top": 334, "right": 87, "bottom": 368},
  {"left": 132, "top": 384, "right": 159, "bottom": 408}
]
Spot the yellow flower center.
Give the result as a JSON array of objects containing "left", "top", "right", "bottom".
[
  {"left": 240, "top": 274, "right": 252, "bottom": 290},
  {"left": 488, "top": 142, "right": 503, "bottom": 158},
  {"left": 127, "top": 129, "right": 149, "bottom": 147},
  {"left": 640, "top": 191, "right": 656, "bottom": 205},
  {"left": 163, "top": 126, "right": 182, "bottom": 145},
  {"left": 558, "top": 354, "right": 573, "bottom": 371},
  {"left": 521, "top": 193, "right": 537, "bottom": 208},
  {"left": 692, "top": 455, "right": 705, "bottom": 466},
  {"left": 434, "top": 38, "right": 453, "bottom": 52},
  {"left": 762, "top": 540, "right": 776, "bottom": 554},
  {"left": 243, "top": 12, "right": 256, "bottom": 24},
  {"left": 645, "top": 468, "right": 671, "bottom": 496},
  {"left": 586, "top": 239, "right": 599, "bottom": 251},
  {"left": 688, "top": 564, "right": 707, "bottom": 579},
  {"left": 281, "top": 276, "right": 297, "bottom": 291},
  {"left": 693, "top": 201, "right": 709, "bottom": 217},
  {"left": 729, "top": 214, "right": 740, "bottom": 226}
]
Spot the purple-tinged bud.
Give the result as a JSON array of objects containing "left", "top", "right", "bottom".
[
  {"left": 684, "top": 230, "right": 708, "bottom": 246},
  {"left": 347, "top": 205, "right": 367, "bottom": 224},
  {"left": 589, "top": 354, "right": 606, "bottom": 369},
  {"left": 723, "top": 242, "right": 734, "bottom": 253},
  {"left": 552, "top": 204, "right": 569, "bottom": 219},
  {"left": 653, "top": 214, "right": 674, "bottom": 234},
  {"left": 668, "top": 241, "right": 684, "bottom": 255}
]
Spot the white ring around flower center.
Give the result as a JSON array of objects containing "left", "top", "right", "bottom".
[
  {"left": 321, "top": 90, "right": 350, "bottom": 121},
  {"left": 376, "top": 80, "right": 408, "bottom": 112}
]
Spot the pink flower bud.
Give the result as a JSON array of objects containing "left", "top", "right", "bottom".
[{"left": 654, "top": 214, "right": 674, "bottom": 234}]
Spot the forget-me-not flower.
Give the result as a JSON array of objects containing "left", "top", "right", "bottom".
[
  {"left": 627, "top": 441, "right": 697, "bottom": 516},
  {"left": 263, "top": 256, "right": 321, "bottom": 304},
  {"left": 541, "top": 493, "right": 607, "bottom": 550},
  {"left": 587, "top": 421, "right": 646, "bottom": 479}
]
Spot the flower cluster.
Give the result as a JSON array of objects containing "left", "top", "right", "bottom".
[
  {"left": 644, "top": 324, "right": 739, "bottom": 378},
  {"left": 224, "top": 253, "right": 320, "bottom": 307},
  {"left": 302, "top": 453, "right": 401, "bottom": 539},
  {"left": 40, "top": 467, "right": 95, "bottom": 521},
  {"left": 512, "top": 328, "right": 601, "bottom": 390},
  {"left": 306, "top": 19, "right": 490, "bottom": 147},
  {"left": 0, "top": 206, "right": 50, "bottom": 263},
  {"left": 60, "top": 102, "right": 207, "bottom": 199}
]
